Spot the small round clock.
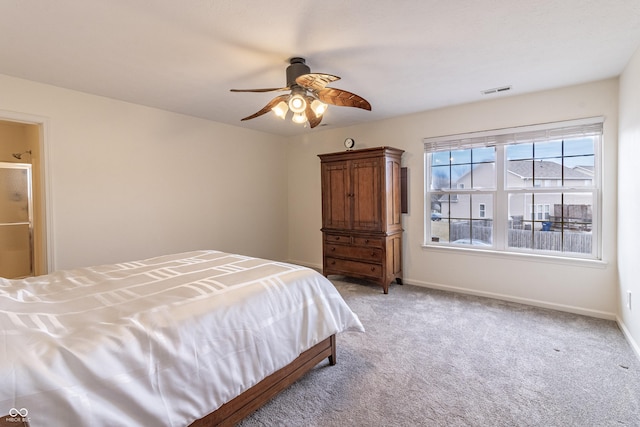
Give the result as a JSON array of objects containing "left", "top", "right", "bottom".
[{"left": 344, "top": 138, "right": 355, "bottom": 150}]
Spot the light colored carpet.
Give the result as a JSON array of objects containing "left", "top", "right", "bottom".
[{"left": 239, "top": 277, "right": 640, "bottom": 426}]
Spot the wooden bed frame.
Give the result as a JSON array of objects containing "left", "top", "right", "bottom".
[
  {"left": 190, "top": 334, "right": 337, "bottom": 427},
  {"left": 0, "top": 416, "right": 29, "bottom": 427},
  {"left": 1, "top": 336, "right": 336, "bottom": 427}
]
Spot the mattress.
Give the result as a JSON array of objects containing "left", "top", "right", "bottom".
[{"left": 0, "top": 250, "right": 364, "bottom": 426}]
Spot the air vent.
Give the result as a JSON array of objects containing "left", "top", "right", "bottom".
[{"left": 481, "top": 85, "right": 512, "bottom": 95}]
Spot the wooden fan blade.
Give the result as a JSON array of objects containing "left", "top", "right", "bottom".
[
  {"left": 295, "top": 73, "right": 340, "bottom": 91},
  {"left": 240, "top": 94, "right": 289, "bottom": 121},
  {"left": 230, "top": 87, "right": 289, "bottom": 93},
  {"left": 305, "top": 96, "right": 323, "bottom": 128},
  {"left": 317, "top": 87, "right": 372, "bottom": 111}
]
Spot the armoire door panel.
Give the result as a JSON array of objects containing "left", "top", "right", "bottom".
[
  {"left": 322, "top": 162, "right": 350, "bottom": 229},
  {"left": 352, "top": 159, "right": 381, "bottom": 231}
]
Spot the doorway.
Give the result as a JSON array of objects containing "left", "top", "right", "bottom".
[
  {"left": 0, "top": 119, "right": 47, "bottom": 278},
  {"left": 0, "top": 162, "right": 33, "bottom": 278}
]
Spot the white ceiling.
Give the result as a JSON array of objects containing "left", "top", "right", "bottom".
[{"left": 1, "top": 1, "right": 639, "bottom": 136}]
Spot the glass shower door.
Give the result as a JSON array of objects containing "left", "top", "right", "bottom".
[{"left": 0, "top": 162, "right": 33, "bottom": 278}]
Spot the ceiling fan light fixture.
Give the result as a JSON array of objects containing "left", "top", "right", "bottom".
[
  {"left": 288, "top": 93, "right": 306, "bottom": 113},
  {"left": 230, "top": 57, "right": 371, "bottom": 128},
  {"left": 311, "top": 99, "right": 328, "bottom": 117},
  {"left": 292, "top": 112, "right": 307, "bottom": 124},
  {"left": 272, "top": 100, "right": 288, "bottom": 119}
]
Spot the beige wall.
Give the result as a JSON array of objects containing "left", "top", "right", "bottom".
[
  {"left": 0, "top": 74, "right": 289, "bottom": 270},
  {"left": 287, "top": 78, "right": 619, "bottom": 320},
  {"left": 0, "top": 121, "right": 30, "bottom": 161},
  {"left": 618, "top": 45, "right": 640, "bottom": 355}
]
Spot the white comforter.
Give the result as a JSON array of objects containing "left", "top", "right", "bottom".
[{"left": 0, "top": 250, "right": 364, "bottom": 426}]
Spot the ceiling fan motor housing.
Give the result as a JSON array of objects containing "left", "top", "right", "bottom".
[{"left": 286, "top": 57, "right": 310, "bottom": 87}]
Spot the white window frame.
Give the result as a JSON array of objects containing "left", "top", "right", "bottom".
[{"left": 423, "top": 117, "right": 603, "bottom": 260}]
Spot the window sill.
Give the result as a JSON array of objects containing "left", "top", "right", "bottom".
[{"left": 421, "top": 243, "right": 608, "bottom": 269}]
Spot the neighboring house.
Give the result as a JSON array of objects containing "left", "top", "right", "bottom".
[{"left": 436, "top": 160, "right": 593, "bottom": 226}]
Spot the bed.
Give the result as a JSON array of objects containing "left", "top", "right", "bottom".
[{"left": 0, "top": 250, "right": 364, "bottom": 426}]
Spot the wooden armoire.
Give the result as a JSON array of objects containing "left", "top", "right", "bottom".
[{"left": 318, "top": 146, "right": 404, "bottom": 294}]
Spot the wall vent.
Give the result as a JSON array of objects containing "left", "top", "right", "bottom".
[{"left": 481, "top": 85, "right": 512, "bottom": 95}]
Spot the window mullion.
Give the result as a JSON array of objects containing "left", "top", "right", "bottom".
[{"left": 495, "top": 145, "right": 506, "bottom": 250}]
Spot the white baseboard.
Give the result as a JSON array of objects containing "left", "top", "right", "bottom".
[
  {"left": 404, "top": 278, "right": 617, "bottom": 321},
  {"left": 616, "top": 317, "right": 640, "bottom": 362}
]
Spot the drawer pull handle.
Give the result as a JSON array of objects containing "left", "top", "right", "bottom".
[
  {"left": 331, "top": 247, "right": 336, "bottom": 252},
  {"left": 371, "top": 252, "right": 376, "bottom": 257},
  {"left": 335, "top": 237, "right": 340, "bottom": 241},
  {"left": 365, "top": 239, "right": 369, "bottom": 244},
  {"left": 331, "top": 260, "right": 336, "bottom": 265},
  {"left": 370, "top": 267, "right": 376, "bottom": 272}
]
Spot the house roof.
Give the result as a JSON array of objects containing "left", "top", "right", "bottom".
[
  {"left": 0, "top": 1, "right": 639, "bottom": 136},
  {"left": 438, "top": 160, "right": 592, "bottom": 190},
  {"left": 508, "top": 160, "right": 593, "bottom": 180}
]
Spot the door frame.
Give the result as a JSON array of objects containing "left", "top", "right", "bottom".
[{"left": 0, "top": 109, "right": 53, "bottom": 274}]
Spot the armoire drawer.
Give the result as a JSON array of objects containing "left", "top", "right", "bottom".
[
  {"left": 352, "top": 236, "right": 384, "bottom": 248},
  {"left": 324, "top": 233, "right": 350, "bottom": 244},
  {"left": 325, "top": 257, "right": 383, "bottom": 280},
  {"left": 323, "top": 244, "right": 383, "bottom": 262},
  {"left": 324, "top": 233, "right": 384, "bottom": 248}
]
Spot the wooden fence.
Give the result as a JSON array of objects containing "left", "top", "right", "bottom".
[{"left": 449, "top": 222, "right": 592, "bottom": 254}]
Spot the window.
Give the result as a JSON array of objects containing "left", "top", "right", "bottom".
[
  {"left": 424, "top": 117, "right": 603, "bottom": 259},
  {"left": 531, "top": 204, "right": 550, "bottom": 220}
]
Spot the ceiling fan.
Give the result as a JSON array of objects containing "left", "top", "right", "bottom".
[{"left": 230, "top": 57, "right": 371, "bottom": 128}]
